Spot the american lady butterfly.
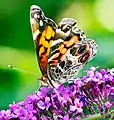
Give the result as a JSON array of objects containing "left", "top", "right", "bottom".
[{"left": 30, "top": 5, "right": 98, "bottom": 87}]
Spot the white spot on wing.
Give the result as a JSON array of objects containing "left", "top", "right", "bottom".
[
  {"left": 51, "top": 39, "right": 63, "bottom": 47},
  {"left": 39, "top": 20, "right": 43, "bottom": 26},
  {"left": 37, "top": 15, "right": 40, "bottom": 18},
  {"left": 34, "top": 14, "right": 38, "bottom": 19},
  {"left": 65, "top": 31, "right": 70, "bottom": 36}
]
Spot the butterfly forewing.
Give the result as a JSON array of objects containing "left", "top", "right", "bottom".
[{"left": 30, "top": 5, "right": 57, "bottom": 78}]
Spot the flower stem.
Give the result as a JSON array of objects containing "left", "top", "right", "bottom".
[
  {"left": 81, "top": 114, "right": 102, "bottom": 120},
  {"left": 81, "top": 110, "right": 114, "bottom": 120}
]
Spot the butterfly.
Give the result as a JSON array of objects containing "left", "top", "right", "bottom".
[{"left": 30, "top": 5, "right": 98, "bottom": 88}]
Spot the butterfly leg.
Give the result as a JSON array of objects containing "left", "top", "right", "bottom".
[{"left": 37, "top": 81, "right": 42, "bottom": 90}]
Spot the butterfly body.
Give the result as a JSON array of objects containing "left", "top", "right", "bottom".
[{"left": 30, "top": 5, "right": 98, "bottom": 87}]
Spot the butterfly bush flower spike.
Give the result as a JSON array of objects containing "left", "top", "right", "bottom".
[{"left": 0, "top": 68, "right": 114, "bottom": 120}]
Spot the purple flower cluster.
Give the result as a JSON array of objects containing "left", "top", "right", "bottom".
[{"left": 0, "top": 67, "right": 114, "bottom": 120}]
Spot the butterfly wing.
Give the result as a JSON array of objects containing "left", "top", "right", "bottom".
[
  {"left": 30, "top": 5, "right": 57, "bottom": 78},
  {"left": 47, "top": 18, "right": 98, "bottom": 85},
  {"left": 48, "top": 38, "right": 98, "bottom": 85},
  {"left": 30, "top": 6, "right": 98, "bottom": 87}
]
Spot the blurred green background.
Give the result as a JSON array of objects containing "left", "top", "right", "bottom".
[{"left": 0, "top": 0, "right": 114, "bottom": 110}]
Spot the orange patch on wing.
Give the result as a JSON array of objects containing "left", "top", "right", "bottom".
[
  {"left": 40, "top": 54, "right": 48, "bottom": 73},
  {"left": 63, "top": 41, "right": 68, "bottom": 45},
  {"left": 44, "top": 40, "right": 49, "bottom": 48},
  {"left": 37, "top": 26, "right": 55, "bottom": 74},
  {"left": 66, "top": 36, "right": 79, "bottom": 47},
  {"left": 61, "top": 48, "right": 67, "bottom": 54},
  {"left": 58, "top": 44, "right": 64, "bottom": 51},
  {"left": 39, "top": 36, "right": 45, "bottom": 45},
  {"left": 47, "top": 40, "right": 52, "bottom": 55},
  {"left": 39, "top": 46, "right": 45, "bottom": 56},
  {"left": 46, "top": 26, "right": 53, "bottom": 39},
  {"left": 52, "top": 30, "right": 55, "bottom": 37},
  {"left": 60, "top": 54, "right": 65, "bottom": 61},
  {"left": 73, "top": 36, "right": 79, "bottom": 43}
]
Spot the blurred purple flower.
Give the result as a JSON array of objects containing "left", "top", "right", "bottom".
[{"left": 0, "top": 67, "right": 114, "bottom": 120}]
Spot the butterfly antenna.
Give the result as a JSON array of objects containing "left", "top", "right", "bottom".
[{"left": 8, "top": 64, "right": 40, "bottom": 77}]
